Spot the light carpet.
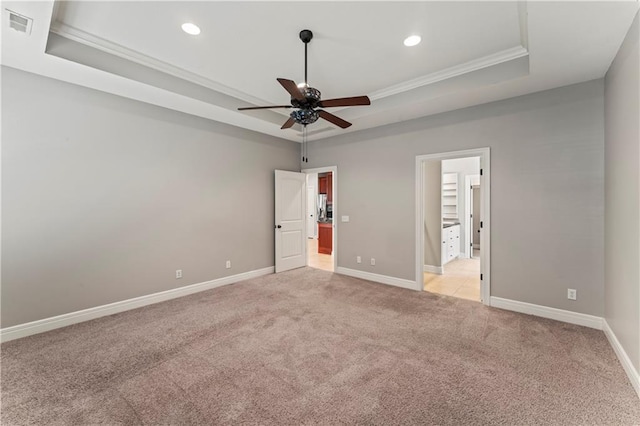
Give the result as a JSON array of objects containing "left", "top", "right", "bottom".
[{"left": 2, "top": 267, "right": 639, "bottom": 425}]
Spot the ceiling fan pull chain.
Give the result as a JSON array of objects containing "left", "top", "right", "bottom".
[
  {"left": 302, "top": 124, "right": 306, "bottom": 163},
  {"left": 304, "top": 125, "right": 307, "bottom": 162},
  {"left": 304, "top": 124, "right": 309, "bottom": 163}
]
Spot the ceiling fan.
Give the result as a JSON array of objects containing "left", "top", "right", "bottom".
[{"left": 237, "top": 29, "right": 371, "bottom": 130}]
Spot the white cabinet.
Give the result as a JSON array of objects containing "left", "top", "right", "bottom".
[
  {"left": 442, "top": 224, "right": 461, "bottom": 265},
  {"left": 442, "top": 173, "right": 458, "bottom": 220}
]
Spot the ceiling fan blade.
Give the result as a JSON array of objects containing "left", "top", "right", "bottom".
[
  {"left": 277, "top": 78, "right": 305, "bottom": 101},
  {"left": 281, "top": 117, "right": 296, "bottom": 129},
  {"left": 318, "top": 96, "right": 370, "bottom": 108},
  {"left": 318, "top": 110, "right": 352, "bottom": 129},
  {"left": 238, "top": 105, "right": 292, "bottom": 111}
]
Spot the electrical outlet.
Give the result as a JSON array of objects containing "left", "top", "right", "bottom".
[
  {"left": 567, "top": 289, "right": 577, "bottom": 300},
  {"left": 370, "top": 258, "right": 376, "bottom": 266},
  {"left": 356, "top": 256, "right": 361, "bottom": 264},
  {"left": 176, "top": 269, "right": 182, "bottom": 279},
  {"left": 226, "top": 260, "right": 231, "bottom": 269}
]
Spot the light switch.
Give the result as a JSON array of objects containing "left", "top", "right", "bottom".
[{"left": 341, "top": 215, "right": 350, "bottom": 222}]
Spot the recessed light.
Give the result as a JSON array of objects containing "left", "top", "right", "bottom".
[
  {"left": 403, "top": 35, "right": 421, "bottom": 47},
  {"left": 181, "top": 22, "right": 201, "bottom": 36}
]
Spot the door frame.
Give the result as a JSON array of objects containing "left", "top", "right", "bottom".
[
  {"left": 415, "top": 148, "right": 491, "bottom": 305},
  {"left": 464, "top": 174, "right": 481, "bottom": 259},
  {"left": 302, "top": 166, "right": 337, "bottom": 272}
]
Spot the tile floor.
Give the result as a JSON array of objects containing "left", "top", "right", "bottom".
[
  {"left": 424, "top": 255, "right": 481, "bottom": 302},
  {"left": 307, "top": 238, "right": 334, "bottom": 272}
]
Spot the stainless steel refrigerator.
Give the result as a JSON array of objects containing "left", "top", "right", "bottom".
[{"left": 317, "top": 194, "right": 327, "bottom": 221}]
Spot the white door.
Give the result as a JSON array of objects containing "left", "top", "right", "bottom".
[{"left": 275, "top": 170, "right": 307, "bottom": 273}]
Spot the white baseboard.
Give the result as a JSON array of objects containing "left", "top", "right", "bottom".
[
  {"left": 603, "top": 320, "right": 640, "bottom": 398},
  {"left": 336, "top": 267, "right": 418, "bottom": 291},
  {"left": 490, "top": 297, "right": 603, "bottom": 330},
  {"left": 0, "top": 266, "right": 274, "bottom": 343},
  {"left": 423, "top": 265, "right": 444, "bottom": 274}
]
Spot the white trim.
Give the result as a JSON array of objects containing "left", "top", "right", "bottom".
[
  {"left": 479, "top": 151, "right": 491, "bottom": 305},
  {"left": 489, "top": 298, "right": 640, "bottom": 399},
  {"left": 603, "top": 320, "right": 640, "bottom": 398},
  {"left": 490, "top": 297, "right": 603, "bottom": 330},
  {"left": 416, "top": 148, "right": 491, "bottom": 303},
  {"left": 370, "top": 46, "right": 529, "bottom": 100},
  {"left": 336, "top": 267, "right": 416, "bottom": 291},
  {"left": 517, "top": 1, "right": 530, "bottom": 50},
  {"left": 302, "top": 166, "right": 338, "bottom": 273},
  {"left": 415, "top": 159, "right": 425, "bottom": 292},
  {"left": 0, "top": 267, "right": 274, "bottom": 343},
  {"left": 423, "top": 265, "right": 444, "bottom": 275},
  {"left": 464, "top": 174, "right": 481, "bottom": 259},
  {"left": 49, "top": 22, "right": 272, "bottom": 108},
  {"left": 51, "top": 19, "right": 528, "bottom": 110}
]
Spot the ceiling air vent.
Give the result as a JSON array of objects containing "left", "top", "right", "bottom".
[{"left": 6, "top": 9, "right": 33, "bottom": 35}]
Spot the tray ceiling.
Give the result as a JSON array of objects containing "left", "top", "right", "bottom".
[{"left": 2, "top": 1, "right": 638, "bottom": 142}]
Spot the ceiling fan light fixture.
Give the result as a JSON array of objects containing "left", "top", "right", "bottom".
[
  {"left": 291, "top": 109, "right": 319, "bottom": 125},
  {"left": 297, "top": 82, "right": 307, "bottom": 88},
  {"left": 403, "top": 35, "right": 421, "bottom": 47},
  {"left": 181, "top": 22, "right": 201, "bottom": 35}
]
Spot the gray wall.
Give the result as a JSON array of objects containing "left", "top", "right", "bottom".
[
  {"left": 1, "top": 67, "right": 300, "bottom": 327},
  {"left": 423, "top": 161, "right": 442, "bottom": 267},
  {"left": 307, "top": 79, "right": 605, "bottom": 316},
  {"left": 604, "top": 11, "right": 640, "bottom": 372}
]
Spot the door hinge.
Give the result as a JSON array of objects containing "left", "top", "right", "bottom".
[
  {"left": 480, "top": 273, "right": 483, "bottom": 280},
  {"left": 470, "top": 243, "right": 473, "bottom": 247},
  {"left": 480, "top": 169, "right": 483, "bottom": 176},
  {"left": 480, "top": 221, "right": 483, "bottom": 228}
]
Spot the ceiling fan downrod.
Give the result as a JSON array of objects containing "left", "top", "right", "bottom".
[
  {"left": 299, "top": 29, "right": 313, "bottom": 86},
  {"left": 289, "top": 29, "right": 320, "bottom": 125}
]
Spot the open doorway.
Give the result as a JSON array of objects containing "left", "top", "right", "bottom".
[
  {"left": 303, "top": 167, "right": 336, "bottom": 272},
  {"left": 416, "top": 149, "right": 490, "bottom": 305}
]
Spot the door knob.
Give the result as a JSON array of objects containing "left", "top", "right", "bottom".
[{"left": 276, "top": 225, "right": 282, "bottom": 229}]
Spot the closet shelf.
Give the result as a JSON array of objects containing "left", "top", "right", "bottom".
[{"left": 442, "top": 173, "right": 458, "bottom": 220}]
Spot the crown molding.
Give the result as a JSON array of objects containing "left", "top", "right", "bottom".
[
  {"left": 49, "top": 19, "right": 528, "bottom": 117},
  {"left": 48, "top": 6, "right": 528, "bottom": 143},
  {"left": 370, "top": 46, "right": 529, "bottom": 101},
  {"left": 49, "top": 20, "right": 274, "bottom": 109}
]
